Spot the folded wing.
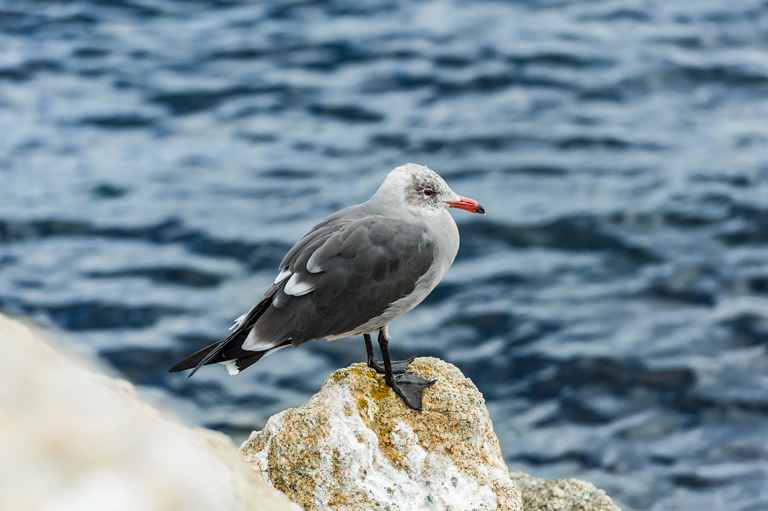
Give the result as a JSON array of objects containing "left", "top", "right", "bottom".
[
  {"left": 249, "top": 213, "right": 435, "bottom": 349},
  {"left": 170, "top": 211, "right": 435, "bottom": 375}
]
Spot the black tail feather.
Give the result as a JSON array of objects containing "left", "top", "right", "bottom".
[
  {"left": 231, "top": 352, "right": 267, "bottom": 373},
  {"left": 168, "top": 341, "right": 225, "bottom": 374},
  {"left": 188, "top": 337, "right": 231, "bottom": 377},
  {"left": 168, "top": 330, "right": 265, "bottom": 376},
  {"left": 169, "top": 283, "right": 285, "bottom": 376}
]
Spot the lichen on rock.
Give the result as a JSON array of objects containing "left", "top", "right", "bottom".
[{"left": 241, "top": 357, "right": 523, "bottom": 511}]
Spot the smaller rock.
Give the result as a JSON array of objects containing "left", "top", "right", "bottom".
[{"left": 509, "top": 472, "right": 621, "bottom": 511}]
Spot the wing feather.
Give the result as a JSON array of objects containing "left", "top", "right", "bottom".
[{"left": 218, "top": 210, "right": 435, "bottom": 354}]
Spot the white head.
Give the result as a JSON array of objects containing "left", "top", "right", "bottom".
[{"left": 372, "top": 163, "right": 485, "bottom": 217}]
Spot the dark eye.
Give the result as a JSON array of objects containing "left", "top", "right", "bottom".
[{"left": 423, "top": 189, "right": 434, "bottom": 197}]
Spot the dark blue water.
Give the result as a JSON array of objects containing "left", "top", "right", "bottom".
[{"left": 2, "top": 1, "right": 768, "bottom": 509}]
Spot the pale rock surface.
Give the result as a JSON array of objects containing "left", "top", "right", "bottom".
[
  {"left": 240, "top": 358, "right": 523, "bottom": 511},
  {"left": 0, "top": 314, "right": 299, "bottom": 511},
  {"left": 509, "top": 471, "right": 621, "bottom": 511}
]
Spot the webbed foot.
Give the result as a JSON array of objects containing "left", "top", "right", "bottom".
[{"left": 388, "top": 372, "right": 436, "bottom": 411}]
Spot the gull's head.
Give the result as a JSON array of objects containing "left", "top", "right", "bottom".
[{"left": 374, "top": 163, "right": 485, "bottom": 216}]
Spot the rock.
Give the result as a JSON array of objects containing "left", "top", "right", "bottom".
[
  {"left": 0, "top": 312, "right": 621, "bottom": 511},
  {"left": 509, "top": 472, "right": 621, "bottom": 511},
  {"left": 240, "top": 358, "right": 523, "bottom": 511},
  {"left": 0, "top": 314, "right": 300, "bottom": 511}
]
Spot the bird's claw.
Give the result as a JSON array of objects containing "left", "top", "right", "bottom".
[{"left": 367, "top": 356, "right": 415, "bottom": 375}]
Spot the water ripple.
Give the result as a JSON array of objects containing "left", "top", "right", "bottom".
[{"left": 2, "top": 0, "right": 768, "bottom": 509}]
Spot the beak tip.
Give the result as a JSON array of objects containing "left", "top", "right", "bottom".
[{"left": 446, "top": 196, "right": 485, "bottom": 215}]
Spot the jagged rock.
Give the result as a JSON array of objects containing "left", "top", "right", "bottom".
[
  {"left": 0, "top": 314, "right": 299, "bottom": 511},
  {"left": 509, "top": 472, "right": 621, "bottom": 511},
  {"left": 240, "top": 358, "right": 523, "bottom": 511}
]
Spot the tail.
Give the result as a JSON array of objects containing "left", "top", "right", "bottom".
[
  {"left": 168, "top": 338, "right": 280, "bottom": 376},
  {"left": 169, "top": 283, "right": 287, "bottom": 377}
]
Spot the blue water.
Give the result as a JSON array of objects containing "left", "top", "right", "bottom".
[{"left": 2, "top": 1, "right": 768, "bottom": 509}]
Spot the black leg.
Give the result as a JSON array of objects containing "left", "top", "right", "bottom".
[
  {"left": 365, "top": 332, "right": 414, "bottom": 374},
  {"left": 364, "top": 333, "right": 378, "bottom": 369},
  {"left": 377, "top": 330, "right": 435, "bottom": 411}
]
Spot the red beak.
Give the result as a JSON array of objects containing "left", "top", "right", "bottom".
[{"left": 445, "top": 195, "right": 486, "bottom": 215}]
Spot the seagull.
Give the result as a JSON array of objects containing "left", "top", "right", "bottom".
[{"left": 169, "top": 163, "right": 485, "bottom": 410}]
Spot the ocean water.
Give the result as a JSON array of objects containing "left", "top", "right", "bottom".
[{"left": 2, "top": 1, "right": 768, "bottom": 509}]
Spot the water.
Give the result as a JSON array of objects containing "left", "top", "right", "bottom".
[{"left": 2, "top": 0, "right": 768, "bottom": 509}]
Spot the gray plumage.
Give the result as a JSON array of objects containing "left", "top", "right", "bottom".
[
  {"left": 266, "top": 214, "right": 435, "bottom": 346},
  {"left": 169, "top": 163, "right": 484, "bottom": 381}
]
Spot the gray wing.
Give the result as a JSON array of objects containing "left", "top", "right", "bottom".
[{"left": 245, "top": 213, "right": 435, "bottom": 349}]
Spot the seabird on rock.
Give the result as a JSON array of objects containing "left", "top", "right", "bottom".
[{"left": 169, "top": 163, "right": 485, "bottom": 410}]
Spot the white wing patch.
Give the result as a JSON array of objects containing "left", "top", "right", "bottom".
[
  {"left": 221, "top": 360, "right": 240, "bottom": 375},
  {"left": 284, "top": 272, "right": 316, "bottom": 296},
  {"left": 229, "top": 304, "right": 255, "bottom": 331},
  {"left": 242, "top": 325, "right": 287, "bottom": 352},
  {"left": 306, "top": 250, "right": 322, "bottom": 273},
  {"left": 264, "top": 344, "right": 289, "bottom": 357},
  {"left": 220, "top": 345, "right": 290, "bottom": 375},
  {"left": 274, "top": 268, "right": 292, "bottom": 284}
]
